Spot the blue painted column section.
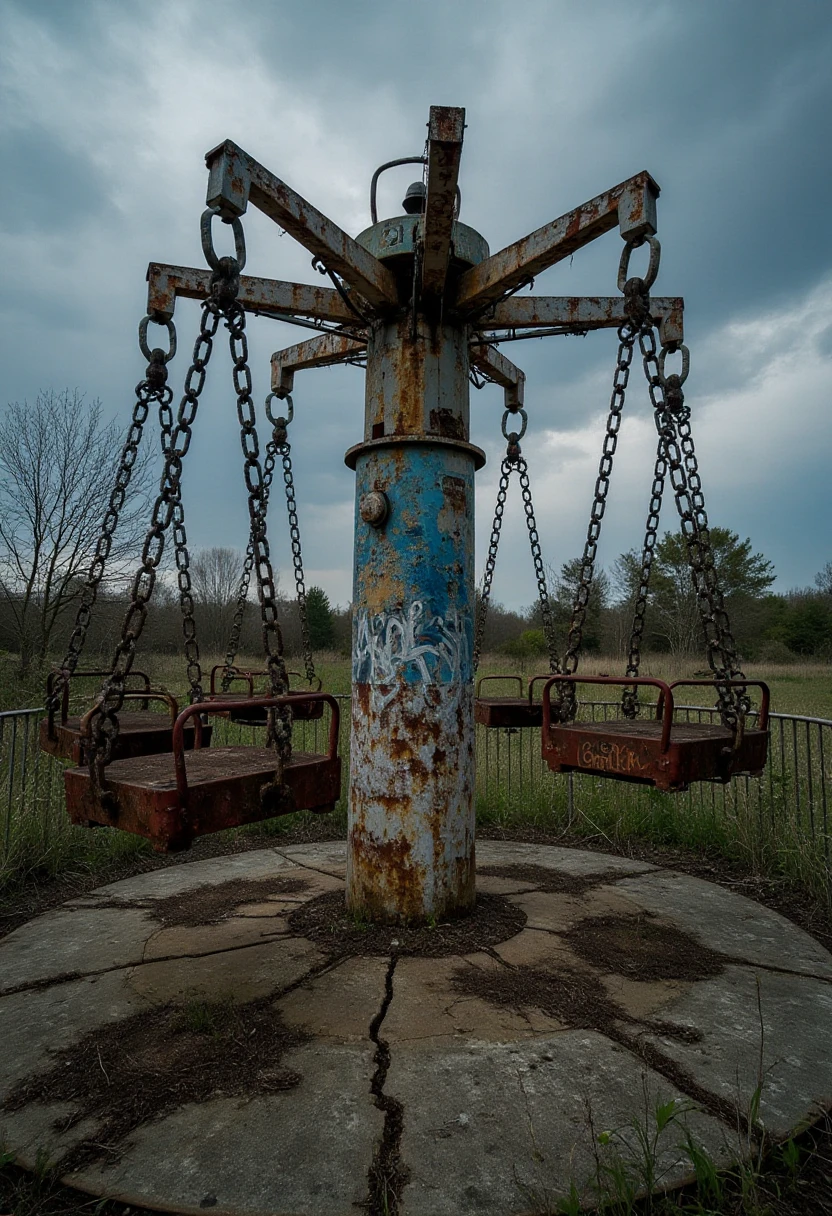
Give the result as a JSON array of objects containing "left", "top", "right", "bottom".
[
  {"left": 348, "top": 441, "right": 477, "bottom": 922},
  {"left": 342, "top": 301, "right": 487, "bottom": 923}
]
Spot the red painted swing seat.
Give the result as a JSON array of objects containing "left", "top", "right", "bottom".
[{"left": 541, "top": 675, "right": 770, "bottom": 792}]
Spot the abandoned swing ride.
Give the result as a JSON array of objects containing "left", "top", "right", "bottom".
[{"left": 41, "top": 105, "right": 769, "bottom": 926}]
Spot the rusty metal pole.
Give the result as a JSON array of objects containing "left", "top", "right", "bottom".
[{"left": 344, "top": 109, "right": 487, "bottom": 923}]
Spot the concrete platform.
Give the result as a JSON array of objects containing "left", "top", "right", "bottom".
[{"left": 1, "top": 841, "right": 831, "bottom": 1215}]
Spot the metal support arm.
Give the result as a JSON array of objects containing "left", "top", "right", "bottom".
[
  {"left": 481, "top": 295, "right": 684, "bottom": 348},
  {"left": 205, "top": 140, "right": 399, "bottom": 312},
  {"left": 271, "top": 332, "right": 367, "bottom": 398},
  {"left": 454, "top": 171, "right": 660, "bottom": 316},
  {"left": 421, "top": 106, "right": 465, "bottom": 301},
  {"left": 146, "top": 263, "right": 361, "bottom": 326},
  {"left": 469, "top": 344, "right": 525, "bottom": 409}
]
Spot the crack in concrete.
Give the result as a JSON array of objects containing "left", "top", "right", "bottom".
[
  {"left": 364, "top": 955, "right": 409, "bottom": 1216},
  {"left": 272, "top": 849, "right": 346, "bottom": 882},
  {"left": 521, "top": 923, "right": 832, "bottom": 985},
  {"left": 0, "top": 931, "right": 296, "bottom": 998}
]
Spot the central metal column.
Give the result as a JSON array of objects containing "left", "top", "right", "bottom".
[{"left": 345, "top": 311, "right": 484, "bottom": 923}]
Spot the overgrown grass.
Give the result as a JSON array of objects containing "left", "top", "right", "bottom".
[{"left": 0, "top": 651, "right": 829, "bottom": 905}]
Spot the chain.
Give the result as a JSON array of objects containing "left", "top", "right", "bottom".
[
  {"left": 473, "top": 459, "right": 509, "bottom": 672},
  {"left": 87, "top": 298, "right": 221, "bottom": 782},
  {"left": 224, "top": 301, "right": 292, "bottom": 773},
  {"left": 48, "top": 320, "right": 175, "bottom": 712},
  {"left": 621, "top": 415, "right": 667, "bottom": 717},
  {"left": 220, "top": 437, "right": 277, "bottom": 691},
  {"left": 557, "top": 322, "right": 636, "bottom": 719},
  {"left": 637, "top": 328, "right": 748, "bottom": 727},
  {"left": 279, "top": 441, "right": 315, "bottom": 685},
  {"left": 473, "top": 407, "right": 558, "bottom": 673}
]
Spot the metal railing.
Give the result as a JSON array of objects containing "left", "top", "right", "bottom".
[{"left": 2, "top": 698, "right": 830, "bottom": 894}]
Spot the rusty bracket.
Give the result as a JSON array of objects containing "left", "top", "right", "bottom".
[
  {"left": 479, "top": 295, "right": 684, "bottom": 348},
  {"left": 205, "top": 140, "right": 399, "bottom": 313},
  {"left": 146, "top": 262, "right": 361, "bottom": 327},
  {"left": 469, "top": 343, "right": 525, "bottom": 409},
  {"left": 271, "top": 332, "right": 367, "bottom": 398},
  {"left": 454, "top": 171, "right": 660, "bottom": 317},
  {"left": 421, "top": 105, "right": 465, "bottom": 301}
]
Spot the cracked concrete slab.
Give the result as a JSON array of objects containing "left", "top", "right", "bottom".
[
  {"left": 128, "top": 937, "right": 325, "bottom": 1005},
  {"left": 390, "top": 1032, "right": 729, "bottom": 1214},
  {"left": 0, "top": 906, "right": 157, "bottom": 993},
  {"left": 277, "top": 956, "right": 389, "bottom": 1042},
  {"left": 615, "top": 870, "right": 832, "bottom": 978},
  {"left": 640, "top": 964, "right": 832, "bottom": 1138},
  {"left": 383, "top": 956, "right": 566, "bottom": 1045},
  {"left": 142, "top": 916, "right": 291, "bottom": 961},
  {"left": 67, "top": 1044, "right": 382, "bottom": 1216},
  {"left": 0, "top": 970, "right": 146, "bottom": 1102},
  {"left": 2, "top": 841, "right": 831, "bottom": 1215},
  {"left": 88, "top": 849, "right": 300, "bottom": 902}
]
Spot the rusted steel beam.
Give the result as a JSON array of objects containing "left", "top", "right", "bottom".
[
  {"left": 421, "top": 106, "right": 465, "bottom": 300},
  {"left": 146, "top": 263, "right": 358, "bottom": 326},
  {"left": 454, "top": 171, "right": 660, "bottom": 316},
  {"left": 482, "top": 295, "right": 685, "bottom": 347},
  {"left": 469, "top": 343, "right": 525, "bottom": 408},
  {"left": 205, "top": 140, "right": 399, "bottom": 312},
  {"left": 270, "top": 332, "right": 366, "bottom": 397}
]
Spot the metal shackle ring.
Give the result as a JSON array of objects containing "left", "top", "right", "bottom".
[
  {"left": 201, "top": 207, "right": 247, "bottom": 273},
  {"left": 658, "top": 343, "right": 690, "bottom": 387},
  {"left": 138, "top": 315, "right": 177, "bottom": 363},
  {"left": 265, "top": 391, "right": 293, "bottom": 428},
  {"left": 617, "top": 234, "right": 661, "bottom": 293},
  {"left": 501, "top": 407, "right": 528, "bottom": 441}
]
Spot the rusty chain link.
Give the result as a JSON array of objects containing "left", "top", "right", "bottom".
[
  {"left": 220, "top": 436, "right": 277, "bottom": 691},
  {"left": 474, "top": 407, "right": 558, "bottom": 674},
  {"left": 636, "top": 327, "right": 749, "bottom": 727},
  {"left": 49, "top": 321, "right": 175, "bottom": 712},
  {"left": 87, "top": 296, "right": 221, "bottom": 785},
  {"left": 224, "top": 300, "right": 293, "bottom": 778},
  {"left": 557, "top": 321, "right": 637, "bottom": 719}
]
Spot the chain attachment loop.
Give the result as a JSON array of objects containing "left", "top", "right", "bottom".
[
  {"left": 617, "top": 234, "right": 661, "bottom": 293},
  {"left": 200, "top": 207, "right": 247, "bottom": 272},
  {"left": 138, "top": 315, "right": 177, "bottom": 364},
  {"left": 501, "top": 406, "right": 528, "bottom": 442}
]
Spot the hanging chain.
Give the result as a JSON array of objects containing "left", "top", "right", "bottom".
[
  {"left": 265, "top": 393, "right": 316, "bottom": 686},
  {"left": 220, "top": 436, "right": 277, "bottom": 691},
  {"left": 638, "top": 328, "right": 748, "bottom": 727},
  {"left": 224, "top": 299, "right": 292, "bottom": 774},
  {"left": 473, "top": 407, "right": 558, "bottom": 673},
  {"left": 557, "top": 322, "right": 636, "bottom": 718},
  {"left": 88, "top": 297, "right": 221, "bottom": 782},
  {"left": 47, "top": 318, "right": 176, "bottom": 713}
]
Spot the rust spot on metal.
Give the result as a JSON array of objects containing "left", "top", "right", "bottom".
[{"left": 429, "top": 409, "right": 464, "bottom": 440}]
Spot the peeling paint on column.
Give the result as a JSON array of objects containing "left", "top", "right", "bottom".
[{"left": 347, "top": 429, "right": 479, "bottom": 923}]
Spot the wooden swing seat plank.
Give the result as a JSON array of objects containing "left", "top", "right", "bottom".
[{"left": 64, "top": 745, "right": 341, "bottom": 852}]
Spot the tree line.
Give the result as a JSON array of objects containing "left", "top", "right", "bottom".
[{"left": 1, "top": 391, "right": 829, "bottom": 681}]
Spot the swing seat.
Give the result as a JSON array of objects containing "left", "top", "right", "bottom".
[
  {"left": 63, "top": 693, "right": 341, "bottom": 853},
  {"left": 541, "top": 676, "right": 770, "bottom": 792},
  {"left": 474, "top": 675, "right": 550, "bottom": 729},
  {"left": 39, "top": 674, "right": 210, "bottom": 764},
  {"left": 206, "top": 667, "right": 325, "bottom": 725}
]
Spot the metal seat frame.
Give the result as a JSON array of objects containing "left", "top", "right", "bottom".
[
  {"left": 64, "top": 693, "right": 341, "bottom": 852},
  {"left": 39, "top": 670, "right": 209, "bottom": 764},
  {"left": 474, "top": 674, "right": 552, "bottom": 729},
  {"left": 541, "top": 674, "right": 770, "bottom": 792},
  {"left": 206, "top": 665, "right": 325, "bottom": 723}
]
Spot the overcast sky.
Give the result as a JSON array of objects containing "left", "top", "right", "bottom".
[{"left": 1, "top": 0, "right": 830, "bottom": 613}]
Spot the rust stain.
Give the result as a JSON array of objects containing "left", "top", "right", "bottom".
[{"left": 429, "top": 409, "right": 465, "bottom": 440}]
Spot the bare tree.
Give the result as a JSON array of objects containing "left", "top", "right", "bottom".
[
  {"left": 0, "top": 390, "right": 155, "bottom": 675},
  {"left": 190, "top": 547, "right": 245, "bottom": 655}
]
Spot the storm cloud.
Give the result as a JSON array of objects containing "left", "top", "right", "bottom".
[{"left": 1, "top": 0, "right": 830, "bottom": 608}]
